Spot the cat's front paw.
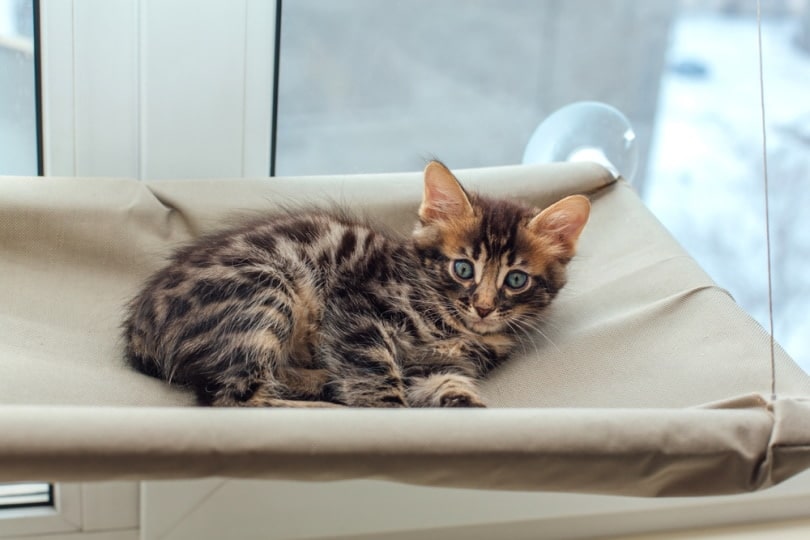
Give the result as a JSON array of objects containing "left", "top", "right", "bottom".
[
  {"left": 439, "top": 391, "right": 486, "bottom": 408},
  {"left": 406, "top": 373, "right": 487, "bottom": 408}
]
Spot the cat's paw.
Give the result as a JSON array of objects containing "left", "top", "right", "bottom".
[{"left": 439, "top": 391, "right": 486, "bottom": 408}]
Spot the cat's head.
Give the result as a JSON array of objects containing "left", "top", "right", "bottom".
[{"left": 412, "top": 161, "right": 590, "bottom": 335}]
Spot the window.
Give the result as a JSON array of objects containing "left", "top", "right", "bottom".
[
  {"left": 0, "top": 0, "right": 39, "bottom": 176},
  {"left": 0, "top": 484, "right": 51, "bottom": 510},
  {"left": 646, "top": 2, "right": 810, "bottom": 374},
  {"left": 275, "top": 0, "right": 674, "bottom": 178}
]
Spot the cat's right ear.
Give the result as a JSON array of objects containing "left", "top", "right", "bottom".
[
  {"left": 527, "top": 195, "right": 591, "bottom": 256},
  {"left": 419, "top": 161, "right": 474, "bottom": 223}
]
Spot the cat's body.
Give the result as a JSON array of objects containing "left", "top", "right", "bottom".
[{"left": 123, "top": 162, "right": 590, "bottom": 407}]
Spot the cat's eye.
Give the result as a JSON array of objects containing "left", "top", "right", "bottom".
[
  {"left": 453, "top": 259, "right": 474, "bottom": 280},
  {"left": 504, "top": 270, "right": 529, "bottom": 290}
]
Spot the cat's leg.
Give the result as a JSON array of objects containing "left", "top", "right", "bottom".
[
  {"left": 183, "top": 314, "right": 338, "bottom": 408},
  {"left": 218, "top": 386, "right": 343, "bottom": 408},
  {"left": 206, "top": 367, "right": 341, "bottom": 408},
  {"left": 406, "top": 372, "right": 486, "bottom": 408},
  {"left": 200, "top": 361, "right": 338, "bottom": 408},
  {"left": 318, "top": 320, "right": 409, "bottom": 408},
  {"left": 181, "top": 265, "right": 345, "bottom": 407}
]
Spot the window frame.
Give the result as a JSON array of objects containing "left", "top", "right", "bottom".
[
  {"left": 39, "top": 0, "right": 276, "bottom": 179},
  {"left": 0, "top": 482, "right": 139, "bottom": 538},
  {"left": 0, "top": 484, "right": 80, "bottom": 538}
]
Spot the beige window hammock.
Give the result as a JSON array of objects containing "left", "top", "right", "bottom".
[{"left": 2, "top": 162, "right": 808, "bottom": 497}]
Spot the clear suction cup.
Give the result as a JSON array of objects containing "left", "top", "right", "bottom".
[{"left": 522, "top": 101, "right": 639, "bottom": 183}]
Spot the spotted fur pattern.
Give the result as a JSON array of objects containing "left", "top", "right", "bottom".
[{"left": 123, "top": 162, "right": 590, "bottom": 407}]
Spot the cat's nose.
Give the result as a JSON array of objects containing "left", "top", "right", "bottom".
[{"left": 475, "top": 306, "right": 494, "bottom": 319}]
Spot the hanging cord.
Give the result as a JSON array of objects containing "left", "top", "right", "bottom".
[{"left": 756, "top": 0, "right": 776, "bottom": 399}]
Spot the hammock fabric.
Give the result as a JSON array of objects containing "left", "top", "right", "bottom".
[{"left": 1, "top": 163, "right": 809, "bottom": 497}]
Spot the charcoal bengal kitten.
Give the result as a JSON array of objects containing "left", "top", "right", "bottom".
[{"left": 123, "top": 161, "right": 590, "bottom": 408}]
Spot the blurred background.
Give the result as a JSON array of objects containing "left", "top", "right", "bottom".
[{"left": 1, "top": 0, "right": 808, "bottom": 371}]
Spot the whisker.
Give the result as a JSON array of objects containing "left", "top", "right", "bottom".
[
  {"left": 504, "top": 319, "right": 540, "bottom": 360},
  {"left": 511, "top": 317, "right": 561, "bottom": 354}
]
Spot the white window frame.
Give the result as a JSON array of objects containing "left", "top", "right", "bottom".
[
  {"left": 18, "top": 0, "right": 810, "bottom": 538},
  {"left": 0, "top": 484, "right": 80, "bottom": 538},
  {"left": 0, "top": 483, "right": 138, "bottom": 539},
  {"left": 39, "top": 0, "right": 276, "bottom": 179}
]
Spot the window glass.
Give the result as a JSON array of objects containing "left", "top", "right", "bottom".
[
  {"left": 0, "top": 482, "right": 51, "bottom": 509},
  {"left": 646, "top": 2, "right": 810, "bottom": 373},
  {"left": 276, "top": 0, "right": 672, "bottom": 178},
  {"left": 0, "top": 0, "right": 37, "bottom": 176},
  {"left": 277, "top": 0, "right": 809, "bottom": 372}
]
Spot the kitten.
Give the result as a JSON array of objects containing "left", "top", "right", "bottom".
[{"left": 123, "top": 161, "right": 590, "bottom": 407}]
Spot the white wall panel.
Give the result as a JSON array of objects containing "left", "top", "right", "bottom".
[
  {"left": 40, "top": 0, "right": 276, "bottom": 179},
  {"left": 73, "top": 0, "right": 140, "bottom": 178},
  {"left": 80, "top": 482, "right": 139, "bottom": 532},
  {"left": 142, "top": 0, "right": 244, "bottom": 179}
]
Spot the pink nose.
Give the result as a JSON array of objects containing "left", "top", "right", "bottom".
[{"left": 475, "top": 306, "right": 494, "bottom": 319}]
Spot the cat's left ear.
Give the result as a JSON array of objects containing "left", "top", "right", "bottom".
[
  {"left": 419, "top": 161, "right": 475, "bottom": 223},
  {"left": 527, "top": 195, "right": 591, "bottom": 255}
]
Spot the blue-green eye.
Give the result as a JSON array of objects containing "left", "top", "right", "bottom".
[
  {"left": 505, "top": 270, "right": 528, "bottom": 290},
  {"left": 453, "top": 259, "right": 474, "bottom": 280}
]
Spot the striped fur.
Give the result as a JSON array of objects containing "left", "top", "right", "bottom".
[{"left": 123, "top": 162, "right": 590, "bottom": 407}]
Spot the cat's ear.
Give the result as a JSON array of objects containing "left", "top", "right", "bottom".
[
  {"left": 527, "top": 195, "right": 591, "bottom": 254},
  {"left": 419, "top": 161, "right": 474, "bottom": 223}
]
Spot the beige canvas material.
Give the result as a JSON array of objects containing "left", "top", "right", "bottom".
[
  {"left": 0, "top": 396, "right": 806, "bottom": 496},
  {"left": 1, "top": 162, "right": 809, "bottom": 495},
  {"left": 0, "top": 398, "right": 796, "bottom": 496}
]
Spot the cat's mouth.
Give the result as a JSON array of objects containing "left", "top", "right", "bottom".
[
  {"left": 464, "top": 312, "right": 506, "bottom": 334},
  {"left": 449, "top": 301, "right": 507, "bottom": 334},
  {"left": 469, "top": 321, "right": 502, "bottom": 334}
]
